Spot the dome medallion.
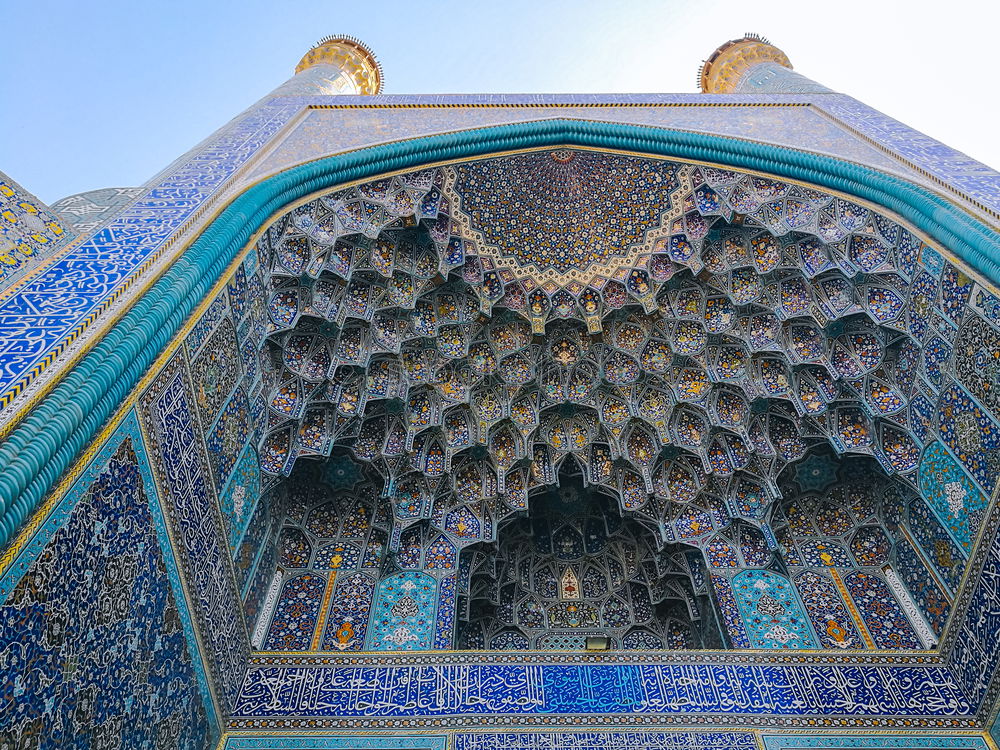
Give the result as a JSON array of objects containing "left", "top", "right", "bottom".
[{"left": 444, "top": 149, "right": 694, "bottom": 291}]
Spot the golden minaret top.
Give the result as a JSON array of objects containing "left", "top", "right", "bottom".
[
  {"left": 698, "top": 34, "right": 792, "bottom": 94},
  {"left": 294, "top": 35, "right": 384, "bottom": 95}
]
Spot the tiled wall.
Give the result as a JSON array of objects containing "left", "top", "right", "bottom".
[
  {"left": 0, "top": 413, "right": 215, "bottom": 747},
  {"left": 0, "top": 170, "right": 75, "bottom": 288},
  {"left": 218, "top": 733, "right": 992, "bottom": 750},
  {"left": 3, "top": 90, "right": 1000, "bottom": 746},
  {"left": 0, "top": 241, "right": 269, "bottom": 746}
]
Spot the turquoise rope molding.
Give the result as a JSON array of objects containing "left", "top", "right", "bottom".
[{"left": 1, "top": 117, "right": 999, "bottom": 553}]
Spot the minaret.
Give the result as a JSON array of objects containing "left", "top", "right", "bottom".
[
  {"left": 698, "top": 34, "right": 831, "bottom": 94},
  {"left": 272, "top": 35, "right": 384, "bottom": 96},
  {"left": 140, "top": 36, "right": 383, "bottom": 189}
]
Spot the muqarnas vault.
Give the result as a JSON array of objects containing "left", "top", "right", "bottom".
[{"left": 2, "top": 32, "right": 1000, "bottom": 750}]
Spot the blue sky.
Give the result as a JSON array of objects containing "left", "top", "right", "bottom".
[{"left": 3, "top": 0, "right": 999, "bottom": 203}]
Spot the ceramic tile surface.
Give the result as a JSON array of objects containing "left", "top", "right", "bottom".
[{"left": 6, "top": 48, "right": 1000, "bottom": 750}]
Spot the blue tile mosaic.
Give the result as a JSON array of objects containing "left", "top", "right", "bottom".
[
  {"left": 232, "top": 480, "right": 271, "bottom": 594},
  {"left": 219, "top": 732, "right": 990, "bottom": 750},
  {"left": 232, "top": 661, "right": 972, "bottom": 722},
  {"left": 9, "top": 70, "right": 1000, "bottom": 744},
  {"left": 367, "top": 571, "right": 437, "bottom": 650},
  {"left": 760, "top": 735, "right": 990, "bottom": 749},
  {"left": 221, "top": 444, "right": 263, "bottom": 552},
  {"left": 0, "top": 170, "right": 75, "bottom": 285},
  {"left": 895, "top": 537, "right": 951, "bottom": 635},
  {"left": 936, "top": 384, "right": 1000, "bottom": 495},
  {"left": 947, "top": 519, "right": 1000, "bottom": 710},
  {"left": 139, "top": 353, "right": 249, "bottom": 711},
  {"left": 731, "top": 569, "right": 818, "bottom": 649},
  {"left": 816, "top": 95, "right": 1000, "bottom": 216},
  {"left": 0, "top": 412, "right": 214, "bottom": 747},
  {"left": 453, "top": 732, "right": 757, "bottom": 750},
  {"left": 223, "top": 736, "right": 446, "bottom": 749},
  {"left": 0, "top": 100, "right": 300, "bottom": 414}
]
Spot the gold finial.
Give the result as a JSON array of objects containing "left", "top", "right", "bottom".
[
  {"left": 294, "top": 35, "right": 384, "bottom": 95},
  {"left": 698, "top": 34, "right": 792, "bottom": 94}
]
